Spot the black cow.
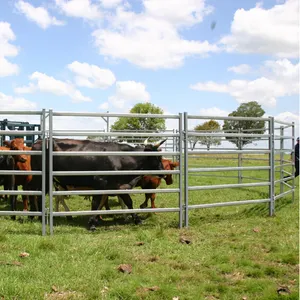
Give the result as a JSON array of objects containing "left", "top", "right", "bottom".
[
  {"left": 28, "top": 138, "right": 166, "bottom": 229},
  {"left": 0, "top": 147, "right": 16, "bottom": 219}
]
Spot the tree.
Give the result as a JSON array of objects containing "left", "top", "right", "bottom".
[
  {"left": 111, "top": 102, "right": 166, "bottom": 143},
  {"left": 190, "top": 120, "right": 221, "bottom": 150},
  {"left": 222, "top": 101, "right": 266, "bottom": 149}
]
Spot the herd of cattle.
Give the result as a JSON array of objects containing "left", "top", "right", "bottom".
[{"left": 0, "top": 137, "right": 179, "bottom": 230}]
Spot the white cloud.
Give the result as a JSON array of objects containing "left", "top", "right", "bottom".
[
  {"left": 68, "top": 61, "right": 116, "bottom": 89},
  {"left": 0, "top": 22, "right": 19, "bottom": 77},
  {"left": 15, "top": 1, "right": 65, "bottom": 29},
  {"left": 220, "top": 0, "right": 299, "bottom": 58},
  {"left": 0, "top": 92, "right": 37, "bottom": 110},
  {"left": 191, "top": 59, "right": 299, "bottom": 108},
  {"left": 143, "top": 0, "right": 214, "bottom": 27},
  {"left": 98, "top": 102, "right": 109, "bottom": 110},
  {"left": 275, "top": 111, "right": 299, "bottom": 127},
  {"left": 228, "top": 64, "right": 252, "bottom": 74},
  {"left": 55, "top": 0, "right": 102, "bottom": 20},
  {"left": 92, "top": 2, "right": 218, "bottom": 69},
  {"left": 100, "top": 0, "right": 123, "bottom": 9},
  {"left": 15, "top": 72, "right": 92, "bottom": 103},
  {"left": 199, "top": 107, "right": 229, "bottom": 117},
  {"left": 107, "top": 81, "right": 151, "bottom": 110}
]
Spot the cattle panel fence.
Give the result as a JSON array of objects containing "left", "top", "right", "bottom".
[{"left": 0, "top": 110, "right": 296, "bottom": 235}]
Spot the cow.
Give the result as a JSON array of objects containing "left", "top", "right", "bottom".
[
  {"left": 139, "top": 159, "right": 180, "bottom": 209},
  {"left": 0, "top": 146, "right": 16, "bottom": 217},
  {"left": 4, "top": 139, "right": 32, "bottom": 211},
  {"left": 28, "top": 138, "right": 167, "bottom": 230},
  {"left": 54, "top": 159, "right": 179, "bottom": 220},
  {"left": 91, "top": 159, "right": 179, "bottom": 219}
]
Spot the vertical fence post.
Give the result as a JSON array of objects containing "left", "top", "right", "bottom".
[
  {"left": 269, "top": 117, "right": 275, "bottom": 216},
  {"left": 49, "top": 109, "right": 54, "bottom": 235},
  {"left": 178, "top": 113, "right": 183, "bottom": 228},
  {"left": 106, "top": 111, "right": 110, "bottom": 141},
  {"left": 291, "top": 122, "right": 295, "bottom": 202},
  {"left": 41, "top": 109, "right": 46, "bottom": 236},
  {"left": 280, "top": 126, "right": 284, "bottom": 195},
  {"left": 238, "top": 128, "right": 242, "bottom": 184},
  {"left": 183, "top": 112, "right": 189, "bottom": 227}
]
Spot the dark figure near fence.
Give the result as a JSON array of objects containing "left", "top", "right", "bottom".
[
  {"left": 294, "top": 137, "right": 299, "bottom": 178},
  {"left": 285, "top": 137, "right": 299, "bottom": 180}
]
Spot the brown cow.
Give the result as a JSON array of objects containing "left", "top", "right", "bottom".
[
  {"left": 139, "top": 159, "right": 179, "bottom": 209},
  {"left": 4, "top": 139, "right": 32, "bottom": 211}
]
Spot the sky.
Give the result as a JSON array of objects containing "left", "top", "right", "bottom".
[{"left": 0, "top": 0, "right": 299, "bottom": 137}]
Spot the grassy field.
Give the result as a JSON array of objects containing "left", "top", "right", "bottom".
[{"left": 0, "top": 155, "right": 299, "bottom": 300}]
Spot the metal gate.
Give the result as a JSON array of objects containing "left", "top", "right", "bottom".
[{"left": 0, "top": 110, "right": 296, "bottom": 235}]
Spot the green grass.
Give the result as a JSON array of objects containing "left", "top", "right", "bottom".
[{"left": 0, "top": 155, "right": 299, "bottom": 299}]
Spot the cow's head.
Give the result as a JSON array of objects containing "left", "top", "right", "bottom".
[
  {"left": 162, "top": 159, "right": 179, "bottom": 185},
  {"left": 6, "top": 138, "right": 27, "bottom": 163},
  {"left": 142, "top": 138, "right": 167, "bottom": 177}
]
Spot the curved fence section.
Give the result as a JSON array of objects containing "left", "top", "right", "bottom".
[{"left": 0, "top": 110, "right": 296, "bottom": 235}]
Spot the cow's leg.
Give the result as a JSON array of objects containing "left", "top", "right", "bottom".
[
  {"left": 55, "top": 196, "right": 60, "bottom": 213},
  {"left": 117, "top": 195, "right": 129, "bottom": 220},
  {"left": 22, "top": 195, "right": 29, "bottom": 211},
  {"left": 119, "top": 194, "right": 142, "bottom": 225},
  {"left": 150, "top": 194, "right": 157, "bottom": 209},
  {"left": 9, "top": 180, "right": 16, "bottom": 221},
  {"left": 88, "top": 195, "right": 104, "bottom": 230},
  {"left": 60, "top": 197, "right": 70, "bottom": 211},
  {"left": 140, "top": 193, "right": 151, "bottom": 209}
]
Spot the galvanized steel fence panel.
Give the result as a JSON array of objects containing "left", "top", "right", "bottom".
[{"left": 0, "top": 110, "right": 295, "bottom": 235}]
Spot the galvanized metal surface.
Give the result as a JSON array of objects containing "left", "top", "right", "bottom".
[{"left": 0, "top": 110, "right": 296, "bottom": 235}]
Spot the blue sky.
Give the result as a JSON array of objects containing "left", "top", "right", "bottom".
[{"left": 0, "top": 0, "right": 299, "bottom": 132}]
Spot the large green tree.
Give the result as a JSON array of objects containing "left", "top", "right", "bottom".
[
  {"left": 111, "top": 102, "right": 166, "bottom": 143},
  {"left": 190, "top": 120, "right": 221, "bottom": 150},
  {"left": 222, "top": 101, "right": 266, "bottom": 149}
]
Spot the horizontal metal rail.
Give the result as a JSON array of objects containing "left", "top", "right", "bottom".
[
  {"left": 188, "top": 150, "right": 270, "bottom": 155},
  {"left": 274, "top": 149, "right": 294, "bottom": 153},
  {"left": 274, "top": 189, "right": 294, "bottom": 200},
  {"left": 53, "top": 170, "right": 179, "bottom": 176},
  {"left": 190, "top": 173, "right": 241, "bottom": 179},
  {"left": 188, "top": 166, "right": 270, "bottom": 172},
  {"left": 274, "top": 163, "right": 292, "bottom": 168},
  {"left": 0, "top": 170, "right": 42, "bottom": 175},
  {"left": 53, "top": 112, "right": 179, "bottom": 119},
  {"left": 238, "top": 176, "right": 266, "bottom": 181},
  {"left": 0, "top": 211, "right": 42, "bottom": 216},
  {"left": 274, "top": 120, "right": 294, "bottom": 126},
  {"left": 0, "top": 111, "right": 43, "bottom": 115},
  {"left": 242, "top": 158, "right": 269, "bottom": 161},
  {"left": 188, "top": 199, "right": 270, "bottom": 209},
  {"left": 188, "top": 182, "right": 270, "bottom": 191},
  {"left": 52, "top": 151, "right": 180, "bottom": 156},
  {"left": 187, "top": 115, "right": 270, "bottom": 121},
  {"left": 53, "top": 188, "right": 179, "bottom": 196},
  {"left": 0, "top": 190, "right": 42, "bottom": 195},
  {"left": 274, "top": 135, "right": 293, "bottom": 140},
  {"left": 188, "top": 132, "right": 269, "bottom": 138},
  {"left": 52, "top": 131, "right": 179, "bottom": 137},
  {"left": 53, "top": 207, "right": 180, "bottom": 217},
  {"left": 0, "top": 150, "right": 42, "bottom": 155},
  {"left": 0, "top": 130, "right": 42, "bottom": 135}
]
